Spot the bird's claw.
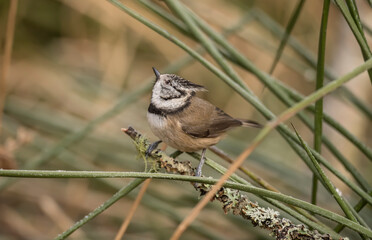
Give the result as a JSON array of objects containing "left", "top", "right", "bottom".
[{"left": 145, "top": 140, "right": 162, "bottom": 158}]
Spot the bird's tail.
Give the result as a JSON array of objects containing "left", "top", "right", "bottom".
[{"left": 239, "top": 119, "right": 263, "bottom": 128}]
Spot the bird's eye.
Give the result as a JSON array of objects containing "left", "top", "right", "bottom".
[{"left": 164, "top": 79, "right": 170, "bottom": 84}]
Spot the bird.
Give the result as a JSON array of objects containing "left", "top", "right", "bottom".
[{"left": 146, "top": 67, "right": 262, "bottom": 177}]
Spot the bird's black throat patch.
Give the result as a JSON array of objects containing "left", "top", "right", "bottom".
[{"left": 148, "top": 97, "right": 192, "bottom": 117}]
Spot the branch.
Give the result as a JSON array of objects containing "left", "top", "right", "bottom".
[{"left": 122, "top": 127, "right": 342, "bottom": 240}]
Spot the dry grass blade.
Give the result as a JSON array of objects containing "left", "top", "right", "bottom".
[
  {"left": 0, "top": 0, "right": 18, "bottom": 135},
  {"left": 170, "top": 139, "right": 262, "bottom": 240},
  {"left": 208, "top": 146, "right": 278, "bottom": 192},
  {"left": 114, "top": 178, "right": 152, "bottom": 240}
]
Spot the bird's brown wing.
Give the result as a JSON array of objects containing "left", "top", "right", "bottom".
[{"left": 178, "top": 97, "right": 241, "bottom": 138}]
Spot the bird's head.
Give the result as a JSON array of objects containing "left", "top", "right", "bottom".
[{"left": 150, "top": 67, "right": 206, "bottom": 111}]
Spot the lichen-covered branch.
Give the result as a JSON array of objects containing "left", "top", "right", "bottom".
[{"left": 122, "top": 126, "right": 344, "bottom": 240}]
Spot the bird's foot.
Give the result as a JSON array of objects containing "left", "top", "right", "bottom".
[
  {"left": 145, "top": 140, "right": 162, "bottom": 158},
  {"left": 196, "top": 148, "right": 207, "bottom": 177}
]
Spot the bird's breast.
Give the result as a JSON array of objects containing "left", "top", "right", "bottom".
[{"left": 147, "top": 112, "right": 166, "bottom": 130}]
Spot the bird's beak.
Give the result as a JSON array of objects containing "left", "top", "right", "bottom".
[{"left": 152, "top": 67, "right": 161, "bottom": 79}]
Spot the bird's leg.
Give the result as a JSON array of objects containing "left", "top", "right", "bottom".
[
  {"left": 145, "top": 140, "right": 162, "bottom": 158},
  {"left": 196, "top": 148, "right": 207, "bottom": 177}
]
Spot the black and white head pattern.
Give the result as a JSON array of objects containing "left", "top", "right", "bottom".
[{"left": 151, "top": 71, "right": 206, "bottom": 112}]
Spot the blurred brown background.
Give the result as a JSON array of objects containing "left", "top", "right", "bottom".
[{"left": 0, "top": 0, "right": 371, "bottom": 239}]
